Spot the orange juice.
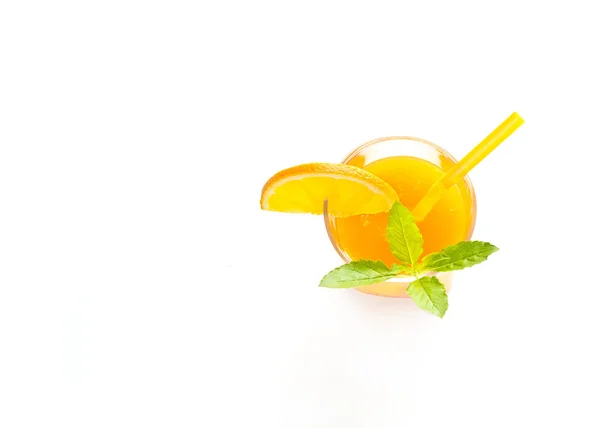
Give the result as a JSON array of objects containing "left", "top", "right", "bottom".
[{"left": 326, "top": 137, "right": 476, "bottom": 296}]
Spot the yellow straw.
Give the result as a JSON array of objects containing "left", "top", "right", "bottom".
[{"left": 411, "top": 112, "right": 524, "bottom": 222}]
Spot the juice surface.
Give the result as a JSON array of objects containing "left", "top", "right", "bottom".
[{"left": 329, "top": 155, "right": 474, "bottom": 267}]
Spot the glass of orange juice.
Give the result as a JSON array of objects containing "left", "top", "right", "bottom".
[{"left": 325, "top": 136, "right": 477, "bottom": 298}]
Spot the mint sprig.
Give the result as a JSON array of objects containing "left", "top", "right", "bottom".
[
  {"left": 419, "top": 241, "right": 499, "bottom": 272},
  {"left": 406, "top": 276, "right": 449, "bottom": 318},
  {"left": 319, "top": 261, "right": 412, "bottom": 288},
  {"left": 320, "top": 201, "right": 499, "bottom": 318},
  {"left": 386, "top": 201, "right": 423, "bottom": 266}
]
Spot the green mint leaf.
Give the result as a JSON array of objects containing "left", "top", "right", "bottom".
[
  {"left": 386, "top": 201, "right": 423, "bottom": 267},
  {"left": 406, "top": 276, "right": 448, "bottom": 318},
  {"left": 420, "top": 241, "right": 499, "bottom": 272},
  {"left": 319, "top": 260, "right": 408, "bottom": 289}
]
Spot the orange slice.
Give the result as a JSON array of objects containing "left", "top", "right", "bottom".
[{"left": 260, "top": 163, "right": 398, "bottom": 216}]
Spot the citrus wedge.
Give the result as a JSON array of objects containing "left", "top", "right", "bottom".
[{"left": 260, "top": 163, "right": 398, "bottom": 216}]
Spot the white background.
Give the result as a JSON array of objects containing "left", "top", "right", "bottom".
[{"left": 1, "top": 1, "right": 599, "bottom": 427}]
